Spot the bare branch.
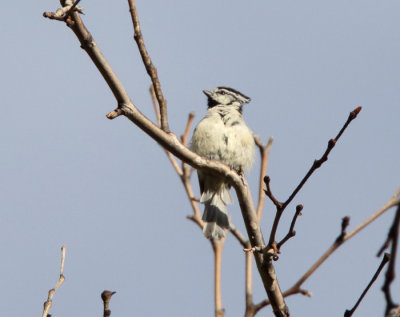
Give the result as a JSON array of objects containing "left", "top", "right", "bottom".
[
  {"left": 128, "top": 0, "right": 169, "bottom": 132},
  {"left": 382, "top": 205, "right": 400, "bottom": 315},
  {"left": 277, "top": 204, "right": 303, "bottom": 250},
  {"left": 43, "top": 0, "right": 84, "bottom": 21},
  {"left": 254, "top": 136, "right": 274, "bottom": 221},
  {"left": 212, "top": 241, "right": 226, "bottom": 317},
  {"left": 181, "top": 112, "right": 195, "bottom": 146},
  {"left": 44, "top": 10, "right": 289, "bottom": 316},
  {"left": 266, "top": 107, "right": 362, "bottom": 250},
  {"left": 150, "top": 85, "right": 161, "bottom": 127},
  {"left": 283, "top": 107, "right": 362, "bottom": 210},
  {"left": 283, "top": 189, "right": 400, "bottom": 298},
  {"left": 344, "top": 253, "right": 390, "bottom": 317},
  {"left": 101, "top": 290, "right": 116, "bottom": 317},
  {"left": 42, "top": 246, "right": 66, "bottom": 317},
  {"left": 229, "top": 223, "right": 250, "bottom": 249},
  {"left": 149, "top": 86, "right": 182, "bottom": 175}
]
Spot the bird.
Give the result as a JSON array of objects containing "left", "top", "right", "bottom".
[{"left": 190, "top": 87, "right": 255, "bottom": 240}]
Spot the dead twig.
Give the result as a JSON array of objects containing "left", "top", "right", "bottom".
[
  {"left": 344, "top": 253, "right": 390, "bottom": 317},
  {"left": 42, "top": 246, "right": 66, "bottom": 317}
]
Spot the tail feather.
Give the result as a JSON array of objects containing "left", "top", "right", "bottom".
[{"left": 200, "top": 184, "right": 232, "bottom": 240}]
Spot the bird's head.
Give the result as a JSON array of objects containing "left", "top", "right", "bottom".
[{"left": 203, "top": 87, "right": 251, "bottom": 108}]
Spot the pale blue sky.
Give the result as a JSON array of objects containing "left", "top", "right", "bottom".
[{"left": 1, "top": 1, "right": 399, "bottom": 316}]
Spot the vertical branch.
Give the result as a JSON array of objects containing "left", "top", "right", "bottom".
[
  {"left": 212, "top": 241, "right": 225, "bottom": 317},
  {"left": 42, "top": 246, "right": 66, "bottom": 317},
  {"left": 254, "top": 136, "right": 274, "bottom": 221},
  {"left": 244, "top": 251, "right": 255, "bottom": 317},
  {"left": 128, "top": 0, "right": 169, "bottom": 132}
]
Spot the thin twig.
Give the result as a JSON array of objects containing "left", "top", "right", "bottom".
[
  {"left": 42, "top": 246, "right": 66, "bottom": 317},
  {"left": 150, "top": 85, "right": 161, "bottom": 127},
  {"left": 149, "top": 86, "right": 182, "bottom": 175},
  {"left": 43, "top": 0, "right": 83, "bottom": 22},
  {"left": 283, "top": 189, "right": 400, "bottom": 299},
  {"left": 128, "top": 0, "right": 169, "bottom": 132},
  {"left": 229, "top": 223, "right": 250, "bottom": 249},
  {"left": 265, "top": 107, "right": 362, "bottom": 249},
  {"left": 65, "top": 0, "right": 82, "bottom": 17},
  {"left": 101, "top": 290, "right": 116, "bottom": 317},
  {"left": 344, "top": 253, "right": 390, "bottom": 317},
  {"left": 382, "top": 205, "right": 400, "bottom": 315},
  {"left": 181, "top": 112, "right": 195, "bottom": 146},
  {"left": 254, "top": 136, "right": 274, "bottom": 221},
  {"left": 277, "top": 204, "right": 303, "bottom": 250}
]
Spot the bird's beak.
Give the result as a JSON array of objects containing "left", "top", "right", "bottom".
[{"left": 202, "top": 90, "right": 213, "bottom": 98}]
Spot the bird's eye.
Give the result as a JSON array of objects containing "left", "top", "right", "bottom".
[{"left": 220, "top": 91, "right": 226, "bottom": 95}]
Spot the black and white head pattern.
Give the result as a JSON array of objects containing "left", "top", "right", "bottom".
[{"left": 203, "top": 87, "right": 251, "bottom": 108}]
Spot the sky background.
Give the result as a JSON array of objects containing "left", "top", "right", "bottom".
[{"left": 1, "top": 1, "right": 399, "bottom": 316}]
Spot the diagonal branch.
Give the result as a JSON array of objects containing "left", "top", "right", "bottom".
[
  {"left": 381, "top": 205, "right": 400, "bottom": 315},
  {"left": 344, "top": 253, "right": 390, "bottom": 317},
  {"left": 283, "top": 189, "right": 400, "bottom": 299},
  {"left": 128, "top": 0, "right": 169, "bottom": 132},
  {"left": 266, "top": 107, "right": 362, "bottom": 250},
  {"left": 277, "top": 204, "right": 303, "bottom": 250}
]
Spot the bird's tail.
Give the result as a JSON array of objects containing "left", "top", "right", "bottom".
[{"left": 200, "top": 183, "right": 233, "bottom": 240}]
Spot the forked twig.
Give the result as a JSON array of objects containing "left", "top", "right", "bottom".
[
  {"left": 344, "top": 253, "right": 390, "bottom": 317},
  {"left": 277, "top": 204, "right": 303, "bottom": 249},
  {"left": 43, "top": 0, "right": 83, "bottom": 21},
  {"left": 42, "top": 246, "right": 66, "bottom": 317},
  {"left": 266, "top": 107, "right": 362, "bottom": 250}
]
